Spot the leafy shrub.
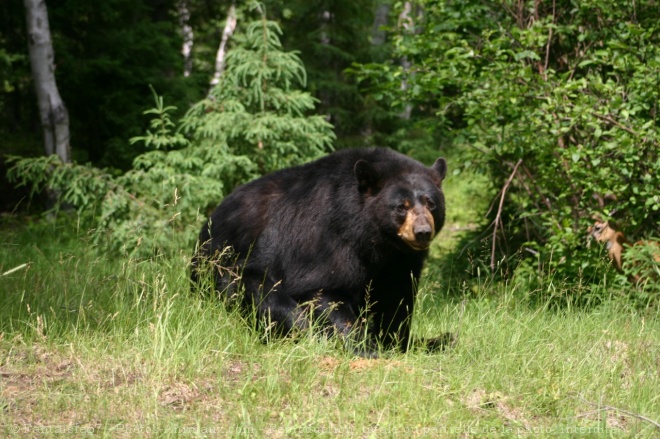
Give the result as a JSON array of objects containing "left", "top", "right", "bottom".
[
  {"left": 353, "top": 0, "right": 660, "bottom": 299},
  {"left": 622, "top": 240, "right": 660, "bottom": 305}
]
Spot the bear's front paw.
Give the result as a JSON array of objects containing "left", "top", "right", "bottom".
[{"left": 423, "top": 332, "right": 457, "bottom": 352}]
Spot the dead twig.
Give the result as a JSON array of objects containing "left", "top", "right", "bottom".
[
  {"left": 490, "top": 159, "right": 523, "bottom": 272},
  {"left": 577, "top": 394, "right": 660, "bottom": 430},
  {"left": 592, "top": 113, "right": 639, "bottom": 136},
  {"left": 542, "top": 0, "right": 556, "bottom": 78},
  {"left": 521, "top": 163, "right": 553, "bottom": 213}
]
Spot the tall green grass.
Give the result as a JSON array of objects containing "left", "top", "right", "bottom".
[{"left": 1, "top": 216, "right": 659, "bottom": 437}]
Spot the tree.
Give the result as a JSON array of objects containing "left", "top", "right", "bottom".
[
  {"left": 47, "top": 0, "right": 194, "bottom": 169},
  {"left": 209, "top": 2, "right": 237, "bottom": 90},
  {"left": 8, "top": 7, "right": 335, "bottom": 257},
  {"left": 3, "top": 0, "right": 383, "bottom": 174},
  {"left": 23, "top": 0, "right": 70, "bottom": 163},
  {"left": 177, "top": 0, "right": 194, "bottom": 77},
  {"left": 183, "top": 8, "right": 335, "bottom": 179},
  {"left": 265, "top": 0, "right": 382, "bottom": 148}
]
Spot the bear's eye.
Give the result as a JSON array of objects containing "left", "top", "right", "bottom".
[
  {"left": 426, "top": 199, "right": 436, "bottom": 211},
  {"left": 396, "top": 203, "right": 408, "bottom": 214}
]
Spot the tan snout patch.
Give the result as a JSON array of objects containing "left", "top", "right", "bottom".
[{"left": 398, "top": 207, "right": 435, "bottom": 250}]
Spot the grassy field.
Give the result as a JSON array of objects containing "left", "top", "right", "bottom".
[{"left": 1, "top": 172, "right": 659, "bottom": 438}]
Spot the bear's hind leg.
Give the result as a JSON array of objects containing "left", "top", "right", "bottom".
[
  {"left": 256, "top": 291, "right": 309, "bottom": 336},
  {"left": 239, "top": 269, "right": 309, "bottom": 336}
]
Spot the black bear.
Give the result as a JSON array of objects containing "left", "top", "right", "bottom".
[{"left": 191, "top": 147, "right": 447, "bottom": 356}]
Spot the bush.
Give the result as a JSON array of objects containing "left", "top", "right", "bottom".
[{"left": 352, "top": 0, "right": 660, "bottom": 300}]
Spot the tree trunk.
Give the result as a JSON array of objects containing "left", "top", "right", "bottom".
[
  {"left": 24, "top": 0, "right": 71, "bottom": 163},
  {"left": 399, "top": 1, "right": 424, "bottom": 120},
  {"left": 371, "top": 3, "right": 390, "bottom": 46},
  {"left": 398, "top": 1, "right": 415, "bottom": 120},
  {"left": 178, "top": 0, "right": 194, "bottom": 77},
  {"left": 318, "top": 9, "right": 333, "bottom": 120},
  {"left": 209, "top": 3, "right": 237, "bottom": 91}
]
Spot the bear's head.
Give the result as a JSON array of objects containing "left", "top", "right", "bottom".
[{"left": 355, "top": 156, "right": 447, "bottom": 252}]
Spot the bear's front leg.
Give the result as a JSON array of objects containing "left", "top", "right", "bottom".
[
  {"left": 240, "top": 268, "right": 309, "bottom": 337},
  {"left": 309, "top": 292, "right": 379, "bottom": 358},
  {"left": 369, "top": 271, "right": 417, "bottom": 352}
]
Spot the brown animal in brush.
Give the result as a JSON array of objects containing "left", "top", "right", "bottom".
[
  {"left": 588, "top": 220, "right": 660, "bottom": 280},
  {"left": 588, "top": 221, "right": 627, "bottom": 272}
]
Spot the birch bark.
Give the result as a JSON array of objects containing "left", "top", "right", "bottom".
[
  {"left": 371, "top": 3, "right": 390, "bottom": 46},
  {"left": 24, "top": 0, "right": 70, "bottom": 162},
  {"left": 398, "top": 1, "right": 414, "bottom": 120},
  {"left": 178, "top": 0, "right": 194, "bottom": 77},
  {"left": 209, "top": 4, "right": 237, "bottom": 91}
]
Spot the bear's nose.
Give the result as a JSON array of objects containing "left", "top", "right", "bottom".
[{"left": 414, "top": 225, "right": 432, "bottom": 244}]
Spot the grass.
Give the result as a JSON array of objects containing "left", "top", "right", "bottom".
[
  {"left": 1, "top": 218, "right": 659, "bottom": 438},
  {"left": 1, "top": 166, "right": 659, "bottom": 438}
]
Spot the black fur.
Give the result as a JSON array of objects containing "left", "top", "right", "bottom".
[{"left": 191, "top": 147, "right": 447, "bottom": 356}]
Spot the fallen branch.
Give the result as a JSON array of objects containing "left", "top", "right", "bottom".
[
  {"left": 578, "top": 394, "right": 660, "bottom": 430},
  {"left": 490, "top": 159, "right": 523, "bottom": 272}
]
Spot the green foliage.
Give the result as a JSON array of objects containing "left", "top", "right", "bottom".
[
  {"left": 181, "top": 15, "right": 334, "bottom": 178},
  {"left": 622, "top": 240, "right": 660, "bottom": 304},
  {"left": 0, "top": 0, "right": 32, "bottom": 147},
  {"left": 49, "top": 0, "right": 196, "bottom": 168},
  {"left": 8, "top": 11, "right": 334, "bottom": 257},
  {"left": 7, "top": 149, "right": 219, "bottom": 256},
  {"left": 264, "top": 0, "right": 383, "bottom": 148},
  {"left": 129, "top": 86, "right": 190, "bottom": 152},
  {"left": 354, "top": 0, "right": 660, "bottom": 301},
  {"left": 0, "top": 47, "right": 24, "bottom": 94},
  {"left": 1, "top": 0, "right": 380, "bottom": 173}
]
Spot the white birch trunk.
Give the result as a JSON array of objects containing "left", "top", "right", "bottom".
[
  {"left": 319, "top": 10, "right": 333, "bottom": 121},
  {"left": 178, "top": 0, "right": 194, "bottom": 77},
  {"left": 209, "top": 4, "right": 237, "bottom": 90},
  {"left": 320, "top": 10, "right": 331, "bottom": 45},
  {"left": 371, "top": 3, "right": 390, "bottom": 46},
  {"left": 361, "top": 3, "right": 392, "bottom": 137},
  {"left": 398, "top": 1, "right": 414, "bottom": 120},
  {"left": 24, "top": 0, "right": 71, "bottom": 162}
]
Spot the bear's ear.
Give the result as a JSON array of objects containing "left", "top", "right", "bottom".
[
  {"left": 354, "top": 159, "right": 379, "bottom": 193},
  {"left": 431, "top": 157, "right": 447, "bottom": 181}
]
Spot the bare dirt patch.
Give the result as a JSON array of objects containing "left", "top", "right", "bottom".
[
  {"left": 464, "top": 388, "right": 530, "bottom": 430},
  {"left": 317, "top": 356, "right": 407, "bottom": 374}
]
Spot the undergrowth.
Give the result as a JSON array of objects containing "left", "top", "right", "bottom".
[{"left": 1, "top": 216, "right": 659, "bottom": 437}]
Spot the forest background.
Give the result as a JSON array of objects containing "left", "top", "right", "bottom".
[
  {"left": 3, "top": 0, "right": 659, "bottom": 301},
  {"left": 1, "top": 1, "right": 660, "bottom": 435}
]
